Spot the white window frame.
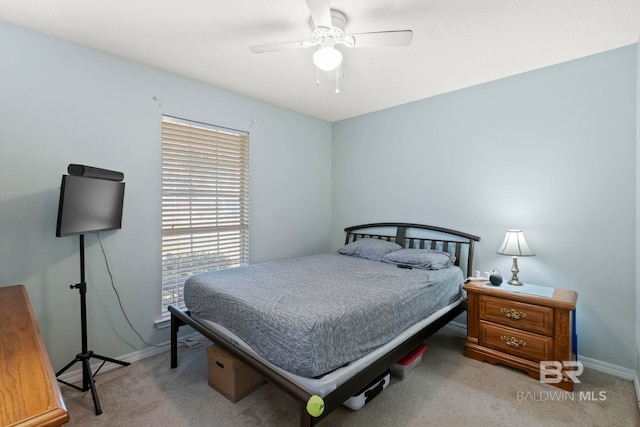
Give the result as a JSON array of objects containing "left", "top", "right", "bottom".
[{"left": 159, "top": 115, "right": 249, "bottom": 321}]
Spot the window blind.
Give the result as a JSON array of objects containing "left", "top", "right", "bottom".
[{"left": 161, "top": 116, "right": 249, "bottom": 315}]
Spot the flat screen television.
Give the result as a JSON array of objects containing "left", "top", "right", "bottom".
[{"left": 56, "top": 175, "right": 125, "bottom": 237}]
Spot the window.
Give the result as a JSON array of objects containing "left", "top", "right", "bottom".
[{"left": 161, "top": 116, "right": 249, "bottom": 316}]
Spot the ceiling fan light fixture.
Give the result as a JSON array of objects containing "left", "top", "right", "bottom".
[{"left": 313, "top": 46, "right": 342, "bottom": 71}]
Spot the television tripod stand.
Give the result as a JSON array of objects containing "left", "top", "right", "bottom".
[{"left": 55, "top": 234, "right": 129, "bottom": 415}]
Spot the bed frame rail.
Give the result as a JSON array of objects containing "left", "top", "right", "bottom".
[{"left": 170, "top": 301, "right": 467, "bottom": 427}]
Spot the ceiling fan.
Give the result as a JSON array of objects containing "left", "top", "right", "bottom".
[{"left": 249, "top": 0, "right": 413, "bottom": 91}]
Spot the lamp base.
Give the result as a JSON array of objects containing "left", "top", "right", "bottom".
[{"left": 509, "top": 256, "right": 523, "bottom": 286}]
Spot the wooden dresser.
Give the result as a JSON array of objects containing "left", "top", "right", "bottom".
[
  {"left": 0, "top": 284, "right": 69, "bottom": 427},
  {"left": 464, "top": 279, "right": 578, "bottom": 391}
]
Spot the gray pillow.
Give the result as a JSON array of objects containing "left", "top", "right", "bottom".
[
  {"left": 382, "top": 249, "right": 455, "bottom": 270},
  {"left": 338, "top": 238, "right": 403, "bottom": 261}
]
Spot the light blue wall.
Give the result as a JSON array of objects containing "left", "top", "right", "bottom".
[
  {"left": 0, "top": 22, "right": 333, "bottom": 370},
  {"left": 332, "top": 46, "right": 637, "bottom": 368},
  {"left": 1, "top": 19, "right": 637, "bottom": 373}
]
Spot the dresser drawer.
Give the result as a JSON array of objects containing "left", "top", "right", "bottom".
[
  {"left": 479, "top": 321, "right": 553, "bottom": 362},
  {"left": 479, "top": 295, "right": 553, "bottom": 336}
]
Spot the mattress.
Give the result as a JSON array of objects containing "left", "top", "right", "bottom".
[
  {"left": 193, "top": 297, "right": 464, "bottom": 397},
  {"left": 184, "top": 252, "right": 463, "bottom": 377}
]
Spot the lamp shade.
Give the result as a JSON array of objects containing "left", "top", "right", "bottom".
[
  {"left": 496, "top": 230, "right": 535, "bottom": 256},
  {"left": 313, "top": 46, "right": 342, "bottom": 71}
]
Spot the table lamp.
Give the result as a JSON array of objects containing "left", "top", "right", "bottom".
[{"left": 496, "top": 229, "right": 535, "bottom": 285}]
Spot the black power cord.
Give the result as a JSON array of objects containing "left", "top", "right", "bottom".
[
  {"left": 97, "top": 233, "right": 208, "bottom": 349},
  {"left": 97, "top": 233, "right": 163, "bottom": 348}
]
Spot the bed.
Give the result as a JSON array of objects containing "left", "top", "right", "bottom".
[{"left": 169, "top": 223, "right": 480, "bottom": 426}]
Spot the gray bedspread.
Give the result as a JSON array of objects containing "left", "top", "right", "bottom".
[{"left": 184, "top": 252, "right": 463, "bottom": 377}]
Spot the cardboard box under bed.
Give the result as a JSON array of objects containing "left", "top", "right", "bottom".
[{"left": 206, "top": 345, "right": 267, "bottom": 402}]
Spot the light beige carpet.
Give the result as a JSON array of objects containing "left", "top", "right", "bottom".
[{"left": 61, "top": 329, "right": 640, "bottom": 426}]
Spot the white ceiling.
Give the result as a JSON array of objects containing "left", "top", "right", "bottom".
[{"left": 1, "top": 0, "right": 639, "bottom": 122}]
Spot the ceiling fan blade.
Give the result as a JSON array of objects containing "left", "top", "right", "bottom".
[
  {"left": 249, "top": 40, "right": 316, "bottom": 53},
  {"left": 305, "top": 0, "right": 332, "bottom": 29},
  {"left": 345, "top": 30, "right": 413, "bottom": 48}
]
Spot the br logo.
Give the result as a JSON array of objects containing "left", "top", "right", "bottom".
[{"left": 539, "top": 361, "right": 584, "bottom": 384}]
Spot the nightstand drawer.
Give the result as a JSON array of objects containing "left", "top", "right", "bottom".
[
  {"left": 479, "top": 295, "right": 553, "bottom": 336},
  {"left": 479, "top": 321, "right": 553, "bottom": 362}
]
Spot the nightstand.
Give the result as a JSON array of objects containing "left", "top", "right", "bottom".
[{"left": 463, "top": 279, "right": 578, "bottom": 391}]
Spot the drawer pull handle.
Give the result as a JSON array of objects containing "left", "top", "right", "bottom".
[
  {"left": 501, "top": 308, "right": 527, "bottom": 320},
  {"left": 500, "top": 336, "right": 527, "bottom": 348}
]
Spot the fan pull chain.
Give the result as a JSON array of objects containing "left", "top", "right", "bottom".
[
  {"left": 316, "top": 65, "right": 320, "bottom": 86},
  {"left": 335, "top": 67, "right": 340, "bottom": 94}
]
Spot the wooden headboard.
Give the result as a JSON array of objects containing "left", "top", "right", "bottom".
[{"left": 344, "top": 222, "right": 481, "bottom": 276}]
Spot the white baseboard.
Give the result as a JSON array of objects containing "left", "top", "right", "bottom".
[
  {"left": 57, "top": 332, "right": 203, "bottom": 384},
  {"left": 578, "top": 354, "right": 636, "bottom": 381},
  {"left": 443, "top": 322, "right": 637, "bottom": 382}
]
